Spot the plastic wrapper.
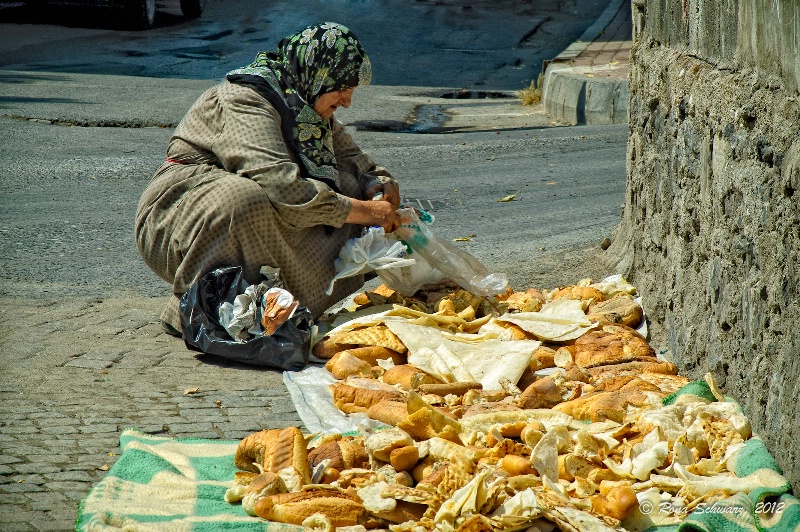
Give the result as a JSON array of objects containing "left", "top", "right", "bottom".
[
  {"left": 179, "top": 266, "right": 312, "bottom": 371},
  {"left": 375, "top": 253, "right": 446, "bottom": 296},
  {"left": 392, "top": 207, "right": 509, "bottom": 296},
  {"left": 326, "top": 226, "right": 416, "bottom": 295}
]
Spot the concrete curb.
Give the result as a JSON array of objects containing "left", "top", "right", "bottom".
[{"left": 541, "top": 0, "right": 630, "bottom": 125}]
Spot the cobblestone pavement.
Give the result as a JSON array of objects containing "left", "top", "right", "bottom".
[{"left": 0, "top": 295, "right": 301, "bottom": 531}]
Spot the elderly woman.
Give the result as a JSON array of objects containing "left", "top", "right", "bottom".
[{"left": 135, "top": 22, "right": 399, "bottom": 336}]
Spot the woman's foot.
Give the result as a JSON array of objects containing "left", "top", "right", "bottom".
[{"left": 160, "top": 295, "right": 183, "bottom": 337}]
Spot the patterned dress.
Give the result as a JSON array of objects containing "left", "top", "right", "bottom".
[{"left": 134, "top": 80, "right": 394, "bottom": 327}]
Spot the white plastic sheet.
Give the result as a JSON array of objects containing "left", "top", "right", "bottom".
[{"left": 282, "top": 366, "right": 389, "bottom": 434}]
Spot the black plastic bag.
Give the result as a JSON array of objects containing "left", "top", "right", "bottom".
[{"left": 179, "top": 266, "right": 313, "bottom": 371}]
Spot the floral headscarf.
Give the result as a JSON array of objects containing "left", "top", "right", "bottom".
[{"left": 227, "top": 22, "right": 372, "bottom": 192}]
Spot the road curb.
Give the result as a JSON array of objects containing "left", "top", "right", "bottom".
[{"left": 541, "top": 0, "right": 630, "bottom": 125}]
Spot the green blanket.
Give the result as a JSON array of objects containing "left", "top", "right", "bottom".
[
  {"left": 656, "top": 381, "right": 800, "bottom": 532},
  {"left": 76, "top": 430, "right": 301, "bottom": 531}
]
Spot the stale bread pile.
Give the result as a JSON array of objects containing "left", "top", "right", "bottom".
[{"left": 224, "top": 278, "right": 777, "bottom": 531}]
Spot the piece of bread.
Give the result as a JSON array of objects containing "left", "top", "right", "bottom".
[
  {"left": 587, "top": 294, "right": 643, "bottom": 328},
  {"left": 500, "top": 454, "right": 536, "bottom": 476},
  {"left": 325, "top": 351, "right": 373, "bottom": 380},
  {"left": 372, "top": 500, "right": 427, "bottom": 524},
  {"left": 415, "top": 381, "right": 482, "bottom": 397},
  {"left": 533, "top": 345, "right": 557, "bottom": 369},
  {"left": 366, "top": 399, "right": 409, "bottom": 426},
  {"left": 396, "top": 408, "right": 440, "bottom": 441},
  {"left": 455, "top": 514, "right": 495, "bottom": 532},
  {"left": 382, "top": 364, "right": 440, "bottom": 390},
  {"left": 586, "top": 360, "right": 679, "bottom": 378},
  {"left": 308, "top": 438, "right": 370, "bottom": 472},
  {"left": 330, "top": 382, "right": 405, "bottom": 414},
  {"left": 365, "top": 428, "right": 414, "bottom": 462},
  {"left": 636, "top": 372, "right": 690, "bottom": 394},
  {"left": 572, "top": 324, "right": 655, "bottom": 368},
  {"left": 253, "top": 489, "right": 364, "bottom": 526},
  {"left": 260, "top": 288, "right": 299, "bottom": 335},
  {"left": 517, "top": 376, "right": 568, "bottom": 409},
  {"left": 590, "top": 484, "right": 639, "bottom": 521},
  {"left": 312, "top": 338, "right": 357, "bottom": 359},
  {"left": 460, "top": 401, "right": 520, "bottom": 419},
  {"left": 549, "top": 285, "right": 605, "bottom": 303},
  {"left": 340, "top": 346, "right": 406, "bottom": 366},
  {"left": 505, "top": 288, "right": 546, "bottom": 312},
  {"left": 552, "top": 390, "right": 652, "bottom": 423},
  {"left": 234, "top": 427, "right": 311, "bottom": 488},
  {"left": 558, "top": 454, "right": 598, "bottom": 481},
  {"left": 235, "top": 429, "right": 282, "bottom": 472},
  {"left": 331, "top": 325, "right": 407, "bottom": 353},
  {"left": 594, "top": 375, "right": 661, "bottom": 393},
  {"left": 241, "top": 472, "right": 287, "bottom": 516},
  {"left": 390, "top": 445, "right": 420, "bottom": 471},
  {"left": 517, "top": 346, "right": 558, "bottom": 389},
  {"left": 563, "top": 362, "right": 591, "bottom": 383},
  {"left": 268, "top": 427, "right": 312, "bottom": 489}
]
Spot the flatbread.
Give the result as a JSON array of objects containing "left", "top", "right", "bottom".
[{"left": 496, "top": 298, "right": 597, "bottom": 342}]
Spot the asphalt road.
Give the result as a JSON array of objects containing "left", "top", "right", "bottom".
[
  {"left": 0, "top": 0, "right": 626, "bottom": 302},
  {"left": 1, "top": 0, "right": 608, "bottom": 87}
]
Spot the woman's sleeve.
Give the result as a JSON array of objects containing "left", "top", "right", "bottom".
[
  {"left": 331, "top": 118, "right": 397, "bottom": 195},
  {"left": 212, "top": 83, "right": 352, "bottom": 229}
]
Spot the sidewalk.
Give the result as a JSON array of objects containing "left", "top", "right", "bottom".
[{"left": 541, "top": 0, "right": 632, "bottom": 125}]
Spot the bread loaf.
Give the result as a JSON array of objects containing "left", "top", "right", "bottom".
[
  {"left": 587, "top": 294, "right": 643, "bottom": 328},
  {"left": 253, "top": 489, "right": 364, "bottom": 526},
  {"left": 330, "top": 382, "right": 404, "bottom": 414},
  {"left": 312, "top": 338, "right": 357, "bottom": 359},
  {"left": 415, "top": 381, "right": 482, "bottom": 397},
  {"left": 234, "top": 429, "right": 281, "bottom": 472},
  {"left": 366, "top": 399, "right": 409, "bottom": 426},
  {"left": 382, "top": 364, "right": 440, "bottom": 390},
  {"left": 549, "top": 285, "right": 605, "bottom": 303},
  {"left": 572, "top": 324, "right": 655, "bottom": 368},
  {"left": 340, "top": 346, "right": 406, "bottom": 366},
  {"left": 234, "top": 427, "right": 311, "bottom": 489}
]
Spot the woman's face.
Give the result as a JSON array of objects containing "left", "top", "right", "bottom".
[{"left": 313, "top": 87, "right": 355, "bottom": 120}]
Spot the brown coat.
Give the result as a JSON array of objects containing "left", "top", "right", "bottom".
[{"left": 135, "top": 81, "right": 394, "bottom": 320}]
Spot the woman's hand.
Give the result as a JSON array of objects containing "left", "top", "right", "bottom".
[
  {"left": 345, "top": 198, "right": 399, "bottom": 233},
  {"left": 366, "top": 181, "right": 401, "bottom": 209}
]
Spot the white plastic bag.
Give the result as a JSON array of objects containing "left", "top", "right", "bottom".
[
  {"left": 326, "top": 227, "right": 416, "bottom": 295},
  {"left": 375, "top": 252, "right": 446, "bottom": 296},
  {"left": 393, "top": 207, "right": 509, "bottom": 296}
]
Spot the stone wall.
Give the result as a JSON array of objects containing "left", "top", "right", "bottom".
[{"left": 607, "top": 0, "right": 800, "bottom": 491}]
